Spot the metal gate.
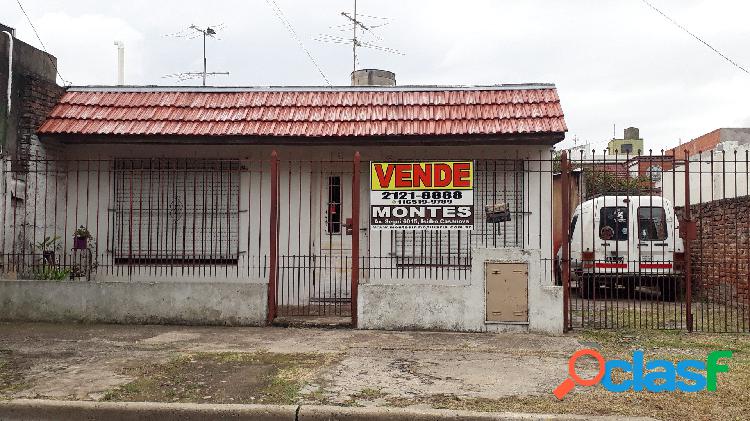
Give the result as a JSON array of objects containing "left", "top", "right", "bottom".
[
  {"left": 559, "top": 149, "right": 750, "bottom": 333},
  {"left": 267, "top": 152, "right": 361, "bottom": 324}
]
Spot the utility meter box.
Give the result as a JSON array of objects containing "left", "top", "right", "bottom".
[{"left": 485, "top": 262, "right": 528, "bottom": 322}]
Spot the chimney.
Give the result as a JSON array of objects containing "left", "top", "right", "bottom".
[
  {"left": 114, "top": 41, "right": 124, "bottom": 85},
  {"left": 351, "top": 69, "right": 396, "bottom": 86}
]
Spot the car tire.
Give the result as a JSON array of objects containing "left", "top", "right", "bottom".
[
  {"left": 580, "top": 276, "right": 596, "bottom": 299},
  {"left": 659, "top": 279, "right": 677, "bottom": 302}
]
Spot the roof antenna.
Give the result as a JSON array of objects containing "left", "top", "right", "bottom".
[
  {"left": 315, "top": 0, "right": 404, "bottom": 74},
  {"left": 163, "top": 24, "right": 230, "bottom": 86}
]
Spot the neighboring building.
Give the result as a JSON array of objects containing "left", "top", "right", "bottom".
[
  {"left": 662, "top": 129, "right": 750, "bottom": 206},
  {"left": 607, "top": 126, "right": 644, "bottom": 155},
  {"left": 624, "top": 155, "right": 675, "bottom": 194},
  {"left": 0, "top": 23, "right": 64, "bottom": 161},
  {"left": 665, "top": 128, "right": 750, "bottom": 159},
  {"left": 0, "top": 80, "right": 568, "bottom": 334}
]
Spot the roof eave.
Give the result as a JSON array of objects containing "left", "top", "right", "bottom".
[{"left": 39, "top": 132, "right": 565, "bottom": 146}]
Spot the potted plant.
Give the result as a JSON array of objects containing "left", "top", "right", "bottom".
[{"left": 73, "top": 226, "right": 91, "bottom": 250}]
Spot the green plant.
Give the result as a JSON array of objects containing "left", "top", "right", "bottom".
[
  {"left": 33, "top": 267, "right": 71, "bottom": 281},
  {"left": 584, "top": 171, "right": 651, "bottom": 199},
  {"left": 32, "top": 235, "right": 60, "bottom": 252},
  {"left": 74, "top": 226, "right": 91, "bottom": 239}
]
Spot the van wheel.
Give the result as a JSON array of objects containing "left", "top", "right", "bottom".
[
  {"left": 659, "top": 280, "right": 677, "bottom": 302},
  {"left": 580, "top": 277, "right": 596, "bottom": 299}
]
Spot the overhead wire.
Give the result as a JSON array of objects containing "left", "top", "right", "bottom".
[
  {"left": 15, "top": 0, "right": 72, "bottom": 85},
  {"left": 264, "top": 0, "right": 332, "bottom": 86},
  {"left": 640, "top": 0, "right": 750, "bottom": 76}
]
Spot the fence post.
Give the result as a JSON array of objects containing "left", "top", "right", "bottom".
[
  {"left": 683, "top": 151, "right": 693, "bottom": 332},
  {"left": 267, "top": 150, "right": 279, "bottom": 324},
  {"left": 351, "top": 152, "right": 361, "bottom": 327},
  {"left": 561, "top": 151, "right": 571, "bottom": 333}
]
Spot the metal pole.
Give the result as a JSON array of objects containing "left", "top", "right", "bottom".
[
  {"left": 561, "top": 151, "right": 571, "bottom": 332},
  {"left": 202, "top": 31, "right": 207, "bottom": 87},
  {"left": 352, "top": 0, "right": 357, "bottom": 74},
  {"left": 351, "top": 151, "right": 361, "bottom": 327},
  {"left": 683, "top": 151, "right": 693, "bottom": 332},
  {"left": 267, "top": 150, "right": 279, "bottom": 324}
]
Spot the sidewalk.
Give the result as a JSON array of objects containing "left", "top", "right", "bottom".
[{"left": 0, "top": 322, "right": 747, "bottom": 420}]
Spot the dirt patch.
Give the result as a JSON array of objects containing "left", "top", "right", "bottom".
[
  {"left": 0, "top": 350, "right": 27, "bottom": 396},
  {"left": 102, "top": 351, "right": 337, "bottom": 405}
]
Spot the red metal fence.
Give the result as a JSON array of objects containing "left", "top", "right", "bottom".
[
  {"left": 3, "top": 147, "right": 747, "bottom": 332},
  {"left": 559, "top": 148, "right": 750, "bottom": 333}
]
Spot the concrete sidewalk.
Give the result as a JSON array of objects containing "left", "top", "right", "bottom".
[
  {"left": 0, "top": 323, "right": 582, "bottom": 403},
  {"left": 4, "top": 322, "right": 732, "bottom": 420},
  {"left": 0, "top": 400, "right": 658, "bottom": 421}
]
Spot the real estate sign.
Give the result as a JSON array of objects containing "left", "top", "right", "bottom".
[{"left": 370, "top": 161, "right": 474, "bottom": 231}]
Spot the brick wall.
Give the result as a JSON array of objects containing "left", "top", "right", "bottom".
[
  {"left": 16, "top": 74, "right": 65, "bottom": 162},
  {"left": 666, "top": 129, "right": 721, "bottom": 158},
  {"left": 680, "top": 196, "right": 750, "bottom": 304}
]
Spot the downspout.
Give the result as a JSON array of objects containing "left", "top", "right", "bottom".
[{"left": 1, "top": 30, "right": 12, "bottom": 154}]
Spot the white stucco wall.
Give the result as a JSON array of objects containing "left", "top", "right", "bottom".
[
  {"left": 2, "top": 143, "right": 561, "bottom": 331},
  {"left": 661, "top": 145, "right": 750, "bottom": 206},
  {"left": 358, "top": 248, "right": 563, "bottom": 334}
]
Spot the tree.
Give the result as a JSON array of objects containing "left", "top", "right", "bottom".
[{"left": 584, "top": 170, "right": 651, "bottom": 199}]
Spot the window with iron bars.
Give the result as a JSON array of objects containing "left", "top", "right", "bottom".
[
  {"left": 326, "top": 176, "right": 342, "bottom": 235},
  {"left": 112, "top": 159, "right": 240, "bottom": 264},
  {"left": 392, "top": 160, "right": 525, "bottom": 267}
]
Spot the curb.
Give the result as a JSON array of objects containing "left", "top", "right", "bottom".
[
  {"left": 0, "top": 400, "right": 296, "bottom": 421},
  {"left": 0, "top": 399, "right": 658, "bottom": 421}
]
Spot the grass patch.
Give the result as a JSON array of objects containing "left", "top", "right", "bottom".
[
  {"left": 102, "top": 351, "right": 336, "bottom": 405},
  {"left": 387, "top": 331, "right": 750, "bottom": 421},
  {"left": 354, "top": 387, "right": 387, "bottom": 400}
]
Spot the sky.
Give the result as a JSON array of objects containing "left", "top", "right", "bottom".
[{"left": 4, "top": 0, "right": 750, "bottom": 150}]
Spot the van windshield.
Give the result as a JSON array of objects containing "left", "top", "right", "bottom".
[
  {"left": 569, "top": 214, "right": 578, "bottom": 243},
  {"left": 638, "top": 207, "right": 668, "bottom": 241},
  {"left": 600, "top": 207, "right": 628, "bottom": 241}
]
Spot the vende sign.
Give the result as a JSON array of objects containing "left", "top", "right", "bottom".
[{"left": 370, "top": 161, "right": 474, "bottom": 231}]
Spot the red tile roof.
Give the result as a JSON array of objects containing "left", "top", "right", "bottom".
[{"left": 38, "top": 85, "right": 567, "bottom": 139}]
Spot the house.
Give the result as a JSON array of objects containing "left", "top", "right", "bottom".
[{"left": 0, "top": 74, "right": 568, "bottom": 333}]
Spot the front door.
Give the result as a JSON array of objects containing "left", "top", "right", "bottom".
[
  {"left": 275, "top": 161, "right": 365, "bottom": 319},
  {"left": 313, "top": 171, "right": 353, "bottom": 315}
]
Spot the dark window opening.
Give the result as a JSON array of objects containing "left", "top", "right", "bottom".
[
  {"left": 569, "top": 214, "right": 578, "bottom": 243},
  {"left": 327, "top": 176, "right": 342, "bottom": 234},
  {"left": 600, "top": 206, "right": 628, "bottom": 241},
  {"left": 620, "top": 143, "right": 633, "bottom": 153},
  {"left": 638, "top": 206, "right": 668, "bottom": 241}
]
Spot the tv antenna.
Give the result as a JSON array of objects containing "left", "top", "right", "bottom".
[
  {"left": 315, "top": 0, "right": 403, "bottom": 74},
  {"left": 163, "top": 24, "right": 230, "bottom": 86}
]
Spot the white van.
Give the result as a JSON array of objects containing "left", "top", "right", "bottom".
[{"left": 559, "top": 195, "right": 685, "bottom": 301}]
